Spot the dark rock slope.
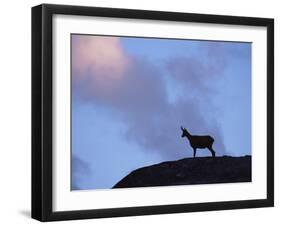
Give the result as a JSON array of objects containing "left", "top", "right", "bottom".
[{"left": 113, "top": 156, "right": 251, "bottom": 189}]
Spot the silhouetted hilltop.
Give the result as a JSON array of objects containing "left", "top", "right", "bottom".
[{"left": 113, "top": 156, "right": 251, "bottom": 188}]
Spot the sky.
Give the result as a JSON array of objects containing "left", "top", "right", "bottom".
[{"left": 71, "top": 34, "right": 252, "bottom": 190}]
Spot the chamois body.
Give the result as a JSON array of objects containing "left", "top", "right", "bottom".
[{"left": 181, "top": 127, "right": 216, "bottom": 158}]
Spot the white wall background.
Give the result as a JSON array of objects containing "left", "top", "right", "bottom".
[{"left": 0, "top": 0, "right": 279, "bottom": 225}]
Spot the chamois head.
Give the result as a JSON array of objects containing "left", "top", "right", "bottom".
[{"left": 180, "top": 126, "right": 189, "bottom": 138}]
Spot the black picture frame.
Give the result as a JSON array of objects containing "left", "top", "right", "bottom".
[{"left": 32, "top": 3, "right": 274, "bottom": 222}]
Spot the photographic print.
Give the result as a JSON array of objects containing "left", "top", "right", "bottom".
[
  {"left": 71, "top": 34, "right": 252, "bottom": 190},
  {"left": 32, "top": 4, "right": 273, "bottom": 221}
]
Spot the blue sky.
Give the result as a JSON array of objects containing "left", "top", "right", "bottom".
[{"left": 71, "top": 35, "right": 251, "bottom": 190}]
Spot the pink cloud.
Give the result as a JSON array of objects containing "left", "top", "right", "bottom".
[
  {"left": 72, "top": 36, "right": 227, "bottom": 158},
  {"left": 72, "top": 35, "right": 129, "bottom": 80}
]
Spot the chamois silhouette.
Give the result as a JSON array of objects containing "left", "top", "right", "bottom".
[{"left": 181, "top": 126, "right": 216, "bottom": 158}]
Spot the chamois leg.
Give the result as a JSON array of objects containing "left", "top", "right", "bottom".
[
  {"left": 208, "top": 146, "right": 216, "bottom": 158},
  {"left": 193, "top": 148, "right": 197, "bottom": 158}
]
